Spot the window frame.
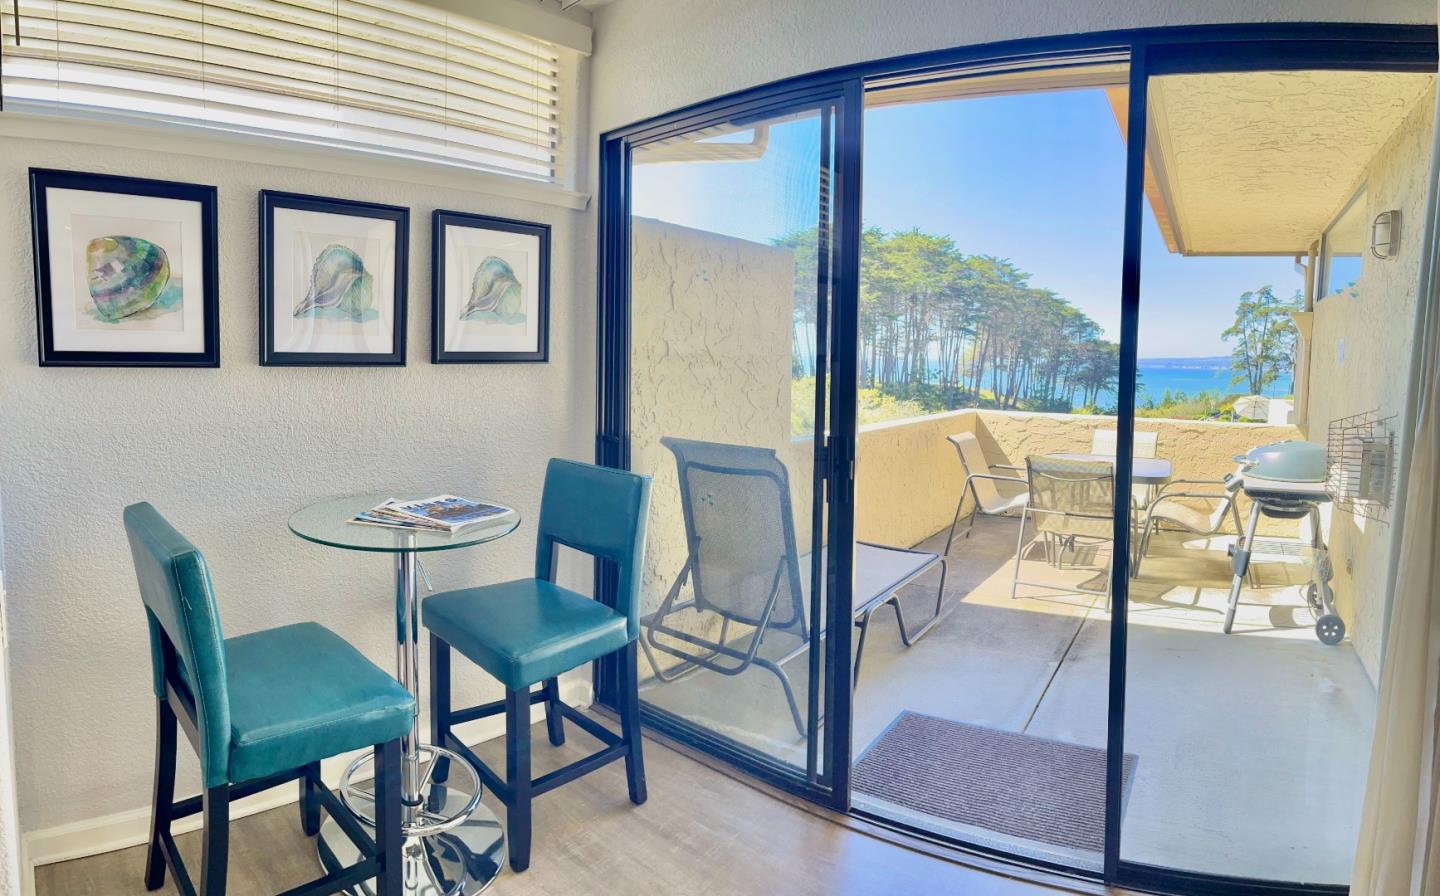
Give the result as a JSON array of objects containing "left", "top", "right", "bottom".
[{"left": 1318, "top": 183, "right": 1370, "bottom": 301}]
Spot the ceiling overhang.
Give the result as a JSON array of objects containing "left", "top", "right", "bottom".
[{"left": 1112, "top": 70, "right": 1433, "bottom": 257}]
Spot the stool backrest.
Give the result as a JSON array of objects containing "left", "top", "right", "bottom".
[
  {"left": 536, "top": 459, "right": 652, "bottom": 639},
  {"left": 123, "top": 502, "right": 231, "bottom": 787}
]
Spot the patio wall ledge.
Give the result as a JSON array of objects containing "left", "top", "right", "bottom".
[{"left": 855, "top": 408, "right": 1302, "bottom": 551}]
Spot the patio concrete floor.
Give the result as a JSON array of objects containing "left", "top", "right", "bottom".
[{"left": 638, "top": 514, "right": 1377, "bottom": 884}]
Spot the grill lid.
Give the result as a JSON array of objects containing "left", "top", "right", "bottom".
[{"left": 1243, "top": 440, "right": 1326, "bottom": 484}]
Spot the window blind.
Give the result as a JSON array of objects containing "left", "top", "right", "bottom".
[{"left": 0, "top": 0, "right": 564, "bottom": 182}]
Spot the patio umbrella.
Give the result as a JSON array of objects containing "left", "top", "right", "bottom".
[{"left": 1233, "top": 395, "right": 1269, "bottom": 420}]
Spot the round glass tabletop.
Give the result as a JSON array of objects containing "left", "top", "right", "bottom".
[{"left": 289, "top": 493, "right": 521, "bottom": 553}]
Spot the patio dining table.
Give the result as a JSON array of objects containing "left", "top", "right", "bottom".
[{"left": 1047, "top": 452, "right": 1173, "bottom": 488}]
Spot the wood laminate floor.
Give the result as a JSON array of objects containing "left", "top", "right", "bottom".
[{"left": 36, "top": 719, "right": 1085, "bottom": 896}]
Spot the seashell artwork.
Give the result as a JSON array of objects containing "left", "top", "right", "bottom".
[
  {"left": 86, "top": 236, "right": 171, "bottom": 322},
  {"left": 294, "top": 244, "right": 374, "bottom": 320},
  {"left": 460, "top": 256, "right": 525, "bottom": 324}
]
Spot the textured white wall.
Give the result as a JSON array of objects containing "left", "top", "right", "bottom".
[
  {"left": 0, "top": 514, "right": 19, "bottom": 896},
  {"left": 589, "top": 0, "right": 1435, "bottom": 136},
  {"left": 1307, "top": 82, "right": 1437, "bottom": 682},
  {"left": 0, "top": 135, "right": 595, "bottom": 834}
]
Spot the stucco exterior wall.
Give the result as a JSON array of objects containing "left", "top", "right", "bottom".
[
  {"left": 1305, "top": 83, "right": 1436, "bottom": 682},
  {"left": 972, "top": 411, "right": 1299, "bottom": 495},
  {"left": 855, "top": 411, "right": 979, "bottom": 548},
  {"left": 857, "top": 409, "right": 1300, "bottom": 552},
  {"left": 628, "top": 217, "right": 808, "bottom": 669},
  {"left": 0, "top": 135, "right": 595, "bottom": 836}
]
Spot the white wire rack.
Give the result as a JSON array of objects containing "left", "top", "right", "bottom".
[{"left": 1326, "top": 409, "right": 1397, "bottom": 523}]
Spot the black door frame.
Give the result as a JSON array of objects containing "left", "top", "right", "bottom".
[{"left": 594, "top": 21, "right": 1436, "bottom": 896}]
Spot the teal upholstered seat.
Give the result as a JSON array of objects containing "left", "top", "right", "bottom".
[
  {"left": 124, "top": 502, "right": 410, "bottom": 895},
  {"left": 424, "top": 580, "right": 628, "bottom": 691},
  {"left": 223, "top": 622, "right": 414, "bottom": 784},
  {"left": 423, "top": 459, "right": 651, "bottom": 873}
]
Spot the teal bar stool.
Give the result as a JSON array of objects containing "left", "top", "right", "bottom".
[
  {"left": 124, "top": 502, "right": 415, "bottom": 896},
  {"left": 423, "top": 459, "right": 652, "bottom": 872}
]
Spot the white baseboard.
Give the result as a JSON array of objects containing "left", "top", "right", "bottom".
[{"left": 21, "top": 680, "right": 593, "bottom": 895}]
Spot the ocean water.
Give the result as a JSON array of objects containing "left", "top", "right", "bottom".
[{"left": 1098, "top": 357, "right": 1292, "bottom": 409}]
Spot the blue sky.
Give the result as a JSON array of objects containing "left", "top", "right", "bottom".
[{"left": 632, "top": 88, "right": 1304, "bottom": 358}]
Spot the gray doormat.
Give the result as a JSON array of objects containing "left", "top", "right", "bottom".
[{"left": 853, "top": 711, "right": 1138, "bottom": 853}]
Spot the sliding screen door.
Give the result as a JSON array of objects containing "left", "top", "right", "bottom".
[{"left": 622, "top": 97, "right": 845, "bottom": 787}]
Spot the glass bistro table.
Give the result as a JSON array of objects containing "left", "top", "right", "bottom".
[{"left": 290, "top": 494, "right": 521, "bottom": 895}]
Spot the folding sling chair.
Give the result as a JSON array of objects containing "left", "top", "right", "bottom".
[{"left": 640, "top": 436, "right": 947, "bottom": 737}]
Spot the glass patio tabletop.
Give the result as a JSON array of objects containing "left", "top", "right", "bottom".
[{"left": 289, "top": 492, "right": 520, "bottom": 553}]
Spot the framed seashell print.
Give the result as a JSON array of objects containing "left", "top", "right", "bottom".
[
  {"left": 29, "top": 169, "right": 219, "bottom": 367},
  {"left": 431, "top": 210, "right": 550, "bottom": 363},
  {"left": 259, "top": 191, "right": 409, "bottom": 366}
]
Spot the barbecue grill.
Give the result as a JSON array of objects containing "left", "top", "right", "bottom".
[{"left": 1226, "top": 440, "right": 1344, "bottom": 644}]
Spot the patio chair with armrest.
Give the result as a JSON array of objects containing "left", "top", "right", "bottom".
[
  {"left": 640, "top": 436, "right": 948, "bottom": 738},
  {"left": 945, "top": 433, "right": 1029, "bottom": 554},
  {"left": 1132, "top": 465, "right": 1255, "bottom": 586},
  {"left": 1011, "top": 456, "right": 1119, "bottom": 609}
]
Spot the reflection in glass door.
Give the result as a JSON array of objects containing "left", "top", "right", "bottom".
[{"left": 623, "top": 101, "right": 841, "bottom": 784}]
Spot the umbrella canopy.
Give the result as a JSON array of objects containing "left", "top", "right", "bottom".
[{"left": 1233, "top": 395, "right": 1270, "bottom": 420}]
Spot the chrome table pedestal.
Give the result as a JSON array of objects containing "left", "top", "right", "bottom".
[{"left": 289, "top": 496, "right": 520, "bottom": 896}]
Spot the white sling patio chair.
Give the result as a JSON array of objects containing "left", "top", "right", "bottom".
[
  {"left": 1132, "top": 465, "right": 1255, "bottom": 585},
  {"left": 945, "top": 433, "right": 1029, "bottom": 554},
  {"left": 1091, "top": 428, "right": 1160, "bottom": 508},
  {"left": 640, "top": 436, "right": 948, "bottom": 738},
  {"left": 1011, "top": 455, "right": 1118, "bottom": 608}
]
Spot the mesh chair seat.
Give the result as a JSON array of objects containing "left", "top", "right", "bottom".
[
  {"left": 1011, "top": 455, "right": 1119, "bottom": 604},
  {"left": 642, "top": 437, "right": 948, "bottom": 737}
]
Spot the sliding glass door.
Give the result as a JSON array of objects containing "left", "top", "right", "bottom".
[
  {"left": 605, "top": 92, "right": 851, "bottom": 793},
  {"left": 595, "top": 23, "right": 1436, "bottom": 896},
  {"left": 848, "top": 59, "right": 1128, "bottom": 874},
  {"left": 1117, "top": 61, "right": 1436, "bottom": 889}
]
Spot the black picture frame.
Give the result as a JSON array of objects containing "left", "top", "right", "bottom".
[
  {"left": 259, "top": 190, "right": 409, "bottom": 366},
  {"left": 431, "top": 210, "right": 550, "bottom": 363},
  {"left": 29, "top": 169, "right": 220, "bottom": 368}
]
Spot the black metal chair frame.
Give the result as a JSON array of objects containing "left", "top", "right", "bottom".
[
  {"left": 429, "top": 621, "right": 646, "bottom": 874},
  {"left": 640, "top": 445, "right": 947, "bottom": 739},
  {"left": 145, "top": 630, "right": 403, "bottom": 896}
]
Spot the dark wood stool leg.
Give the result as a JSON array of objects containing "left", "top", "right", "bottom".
[
  {"left": 299, "top": 761, "right": 322, "bottom": 836},
  {"left": 199, "top": 784, "right": 230, "bottom": 896},
  {"left": 430, "top": 634, "right": 452, "bottom": 784},
  {"left": 144, "top": 699, "right": 177, "bottom": 891},
  {"left": 620, "top": 641, "right": 647, "bottom": 805},
  {"left": 543, "top": 678, "right": 565, "bottom": 746},
  {"left": 505, "top": 687, "right": 533, "bottom": 872},
  {"left": 374, "top": 738, "right": 403, "bottom": 896}
]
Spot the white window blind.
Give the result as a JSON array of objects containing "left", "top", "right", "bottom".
[{"left": 0, "top": 0, "right": 565, "bottom": 183}]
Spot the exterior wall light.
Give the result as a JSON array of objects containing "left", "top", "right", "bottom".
[{"left": 1371, "top": 210, "right": 1400, "bottom": 260}]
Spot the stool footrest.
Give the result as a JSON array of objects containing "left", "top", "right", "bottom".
[
  {"left": 170, "top": 767, "right": 303, "bottom": 821},
  {"left": 556, "top": 702, "right": 623, "bottom": 748},
  {"left": 450, "top": 688, "right": 550, "bottom": 726},
  {"left": 442, "top": 713, "right": 628, "bottom": 803},
  {"left": 277, "top": 857, "right": 381, "bottom": 896},
  {"left": 533, "top": 744, "right": 627, "bottom": 795}
]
